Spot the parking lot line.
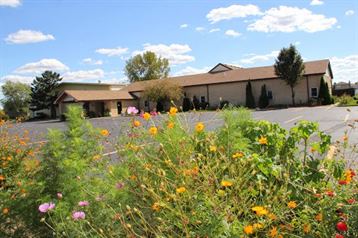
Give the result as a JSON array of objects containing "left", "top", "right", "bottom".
[
  {"left": 284, "top": 116, "right": 303, "bottom": 124},
  {"left": 103, "top": 151, "right": 117, "bottom": 156},
  {"left": 344, "top": 114, "right": 350, "bottom": 122}
]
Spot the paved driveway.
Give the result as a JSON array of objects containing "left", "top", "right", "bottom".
[{"left": 9, "top": 105, "right": 358, "bottom": 157}]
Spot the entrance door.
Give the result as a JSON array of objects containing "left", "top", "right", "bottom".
[{"left": 117, "top": 101, "right": 122, "bottom": 114}]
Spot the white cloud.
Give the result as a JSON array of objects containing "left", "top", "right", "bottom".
[
  {"left": 82, "top": 58, "right": 103, "bottom": 65},
  {"left": 310, "top": 0, "right": 324, "bottom": 6},
  {"left": 225, "top": 29, "right": 241, "bottom": 37},
  {"left": 1, "top": 75, "right": 33, "bottom": 84},
  {"left": 345, "top": 10, "right": 355, "bottom": 16},
  {"left": 195, "top": 27, "right": 205, "bottom": 32},
  {"left": 15, "top": 59, "right": 69, "bottom": 74},
  {"left": 5, "top": 30, "right": 55, "bottom": 44},
  {"left": 180, "top": 24, "right": 188, "bottom": 28},
  {"left": 248, "top": 6, "right": 337, "bottom": 33},
  {"left": 209, "top": 28, "right": 220, "bottom": 33},
  {"left": 174, "top": 66, "right": 211, "bottom": 76},
  {"left": 240, "top": 50, "right": 279, "bottom": 64},
  {"left": 330, "top": 55, "right": 358, "bottom": 83},
  {"left": 207, "top": 4, "right": 262, "bottom": 23},
  {"left": 95, "top": 47, "right": 128, "bottom": 57},
  {"left": 132, "top": 43, "right": 195, "bottom": 65},
  {"left": 63, "top": 69, "right": 104, "bottom": 81},
  {"left": 0, "top": 0, "right": 21, "bottom": 7}
]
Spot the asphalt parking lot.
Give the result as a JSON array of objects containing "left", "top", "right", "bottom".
[{"left": 9, "top": 105, "right": 358, "bottom": 157}]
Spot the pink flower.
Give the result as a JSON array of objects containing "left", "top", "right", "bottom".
[
  {"left": 57, "top": 193, "right": 63, "bottom": 199},
  {"left": 72, "top": 211, "right": 85, "bottom": 220},
  {"left": 127, "top": 106, "right": 138, "bottom": 115},
  {"left": 78, "top": 201, "right": 89, "bottom": 206},
  {"left": 39, "top": 202, "right": 55, "bottom": 213},
  {"left": 116, "top": 182, "right": 124, "bottom": 189}
]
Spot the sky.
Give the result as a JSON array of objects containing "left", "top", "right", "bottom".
[{"left": 0, "top": 0, "right": 358, "bottom": 97}]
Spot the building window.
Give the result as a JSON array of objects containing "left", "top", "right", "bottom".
[
  {"left": 144, "top": 100, "right": 149, "bottom": 107},
  {"left": 311, "top": 88, "right": 318, "bottom": 98},
  {"left": 200, "top": 96, "right": 206, "bottom": 103}
]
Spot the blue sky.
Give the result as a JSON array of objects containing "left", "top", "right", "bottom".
[{"left": 0, "top": 0, "right": 357, "bottom": 92}]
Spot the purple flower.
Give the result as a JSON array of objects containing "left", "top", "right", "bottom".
[
  {"left": 78, "top": 201, "right": 89, "bottom": 206},
  {"left": 38, "top": 202, "right": 55, "bottom": 213},
  {"left": 116, "top": 182, "right": 124, "bottom": 189},
  {"left": 57, "top": 193, "right": 63, "bottom": 199},
  {"left": 72, "top": 211, "right": 85, "bottom": 220},
  {"left": 127, "top": 106, "right": 138, "bottom": 115}
]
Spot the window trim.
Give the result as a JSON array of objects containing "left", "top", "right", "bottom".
[{"left": 310, "top": 87, "right": 318, "bottom": 98}]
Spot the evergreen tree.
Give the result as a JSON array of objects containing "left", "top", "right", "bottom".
[
  {"left": 245, "top": 81, "right": 255, "bottom": 108},
  {"left": 259, "top": 84, "right": 269, "bottom": 109},
  {"left": 31, "top": 71, "right": 62, "bottom": 118},
  {"left": 318, "top": 77, "right": 332, "bottom": 105}
]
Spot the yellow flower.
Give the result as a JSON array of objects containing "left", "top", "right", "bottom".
[
  {"left": 167, "top": 122, "right": 175, "bottom": 129},
  {"left": 258, "top": 136, "right": 268, "bottom": 145},
  {"left": 343, "top": 135, "right": 348, "bottom": 142},
  {"left": 151, "top": 202, "right": 161, "bottom": 211},
  {"left": 268, "top": 213, "right": 277, "bottom": 220},
  {"left": 217, "top": 189, "right": 226, "bottom": 196},
  {"left": 232, "top": 151, "right": 244, "bottom": 159},
  {"left": 100, "top": 129, "right": 109, "bottom": 136},
  {"left": 209, "top": 145, "right": 217, "bottom": 152},
  {"left": 253, "top": 223, "right": 264, "bottom": 229},
  {"left": 133, "top": 120, "right": 141, "bottom": 127},
  {"left": 221, "top": 180, "right": 233, "bottom": 187},
  {"left": 2, "top": 208, "right": 9, "bottom": 215},
  {"left": 195, "top": 122, "right": 205, "bottom": 132},
  {"left": 303, "top": 224, "right": 311, "bottom": 234},
  {"left": 93, "top": 155, "right": 101, "bottom": 161},
  {"left": 252, "top": 206, "right": 269, "bottom": 216},
  {"left": 143, "top": 112, "right": 151, "bottom": 121},
  {"left": 176, "top": 187, "right": 186, "bottom": 194},
  {"left": 169, "top": 107, "right": 178, "bottom": 116},
  {"left": 269, "top": 226, "right": 278, "bottom": 238},
  {"left": 149, "top": 126, "right": 158, "bottom": 136},
  {"left": 287, "top": 201, "right": 297, "bottom": 209},
  {"left": 244, "top": 225, "right": 254, "bottom": 234}
]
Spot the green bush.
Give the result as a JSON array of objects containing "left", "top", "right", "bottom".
[
  {"left": 259, "top": 84, "right": 269, "bottom": 108},
  {"left": 0, "top": 109, "right": 9, "bottom": 120}
]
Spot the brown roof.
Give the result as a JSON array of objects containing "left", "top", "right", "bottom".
[
  {"left": 122, "top": 59, "right": 331, "bottom": 92},
  {"left": 55, "top": 90, "right": 134, "bottom": 104}
]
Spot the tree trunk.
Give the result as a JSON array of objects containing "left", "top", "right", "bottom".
[{"left": 291, "top": 86, "right": 295, "bottom": 106}]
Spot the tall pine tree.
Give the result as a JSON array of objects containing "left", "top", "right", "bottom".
[
  {"left": 245, "top": 81, "right": 255, "bottom": 108},
  {"left": 31, "top": 71, "right": 62, "bottom": 118},
  {"left": 318, "top": 76, "right": 332, "bottom": 105},
  {"left": 259, "top": 84, "right": 269, "bottom": 109}
]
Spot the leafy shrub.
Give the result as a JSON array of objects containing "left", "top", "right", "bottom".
[
  {"left": 219, "top": 100, "right": 230, "bottom": 109},
  {"left": 182, "top": 97, "right": 192, "bottom": 112}
]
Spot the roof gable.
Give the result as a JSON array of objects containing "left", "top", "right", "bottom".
[{"left": 208, "top": 63, "right": 234, "bottom": 73}]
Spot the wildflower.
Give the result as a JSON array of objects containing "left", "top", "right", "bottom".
[
  {"left": 0, "top": 175, "right": 5, "bottom": 181},
  {"left": 209, "top": 145, "right": 217, "bottom": 152},
  {"left": 244, "top": 225, "right": 254, "bottom": 234},
  {"left": 342, "top": 135, "right": 348, "bottom": 142},
  {"left": 303, "top": 224, "right": 311, "bottom": 233},
  {"left": 72, "top": 211, "right": 86, "bottom": 220},
  {"left": 221, "top": 180, "right": 233, "bottom": 187},
  {"left": 310, "top": 147, "right": 316, "bottom": 153},
  {"left": 315, "top": 213, "right": 323, "bottom": 222},
  {"left": 116, "top": 182, "right": 124, "bottom": 189},
  {"left": 100, "top": 129, "right": 109, "bottom": 136},
  {"left": 252, "top": 206, "right": 268, "bottom": 216},
  {"left": 195, "top": 122, "right": 204, "bottom": 132},
  {"left": 152, "top": 202, "right": 161, "bottom": 211},
  {"left": 287, "top": 201, "right": 297, "bottom": 209},
  {"left": 2, "top": 208, "right": 9, "bottom": 215},
  {"left": 176, "top": 187, "right": 186, "bottom": 194},
  {"left": 127, "top": 106, "right": 138, "bottom": 115},
  {"left": 218, "top": 189, "right": 226, "bottom": 196},
  {"left": 232, "top": 151, "right": 244, "bottom": 159},
  {"left": 130, "top": 175, "right": 137, "bottom": 180},
  {"left": 167, "top": 122, "right": 174, "bottom": 129},
  {"left": 326, "top": 190, "right": 335, "bottom": 197},
  {"left": 253, "top": 223, "right": 264, "bottom": 229},
  {"left": 78, "top": 201, "right": 89, "bottom": 206},
  {"left": 133, "top": 120, "right": 141, "bottom": 127},
  {"left": 335, "top": 234, "right": 344, "bottom": 238},
  {"left": 38, "top": 202, "right": 55, "bottom": 213},
  {"left": 258, "top": 136, "right": 268, "bottom": 145},
  {"left": 347, "top": 198, "right": 356, "bottom": 204},
  {"left": 142, "top": 112, "right": 151, "bottom": 121},
  {"left": 57, "top": 193, "right": 63, "bottom": 199},
  {"left": 149, "top": 126, "right": 158, "bottom": 136},
  {"left": 336, "top": 222, "right": 348, "bottom": 232},
  {"left": 269, "top": 227, "right": 278, "bottom": 237},
  {"left": 169, "top": 107, "right": 178, "bottom": 116},
  {"left": 268, "top": 213, "right": 277, "bottom": 220},
  {"left": 326, "top": 145, "right": 336, "bottom": 159},
  {"left": 338, "top": 180, "right": 347, "bottom": 185}
]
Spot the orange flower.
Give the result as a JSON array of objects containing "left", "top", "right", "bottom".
[
  {"left": 167, "top": 122, "right": 174, "bottom": 129},
  {"left": 152, "top": 202, "right": 161, "bottom": 211},
  {"left": 258, "top": 136, "right": 268, "bottom": 145},
  {"left": 343, "top": 135, "right": 348, "bottom": 142},
  {"left": 143, "top": 112, "right": 151, "bottom": 121},
  {"left": 252, "top": 206, "right": 269, "bottom": 216},
  {"left": 303, "top": 224, "right": 311, "bottom": 234},
  {"left": 315, "top": 213, "right": 323, "bottom": 222},
  {"left": 253, "top": 223, "right": 264, "bottom": 229},
  {"left": 2, "top": 208, "right": 9, "bottom": 215},
  {"left": 133, "top": 120, "right": 141, "bottom": 127},
  {"left": 169, "top": 107, "right": 178, "bottom": 116},
  {"left": 221, "top": 180, "right": 233, "bottom": 187},
  {"left": 100, "top": 129, "right": 109, "bottom": 136},
  {"left": 195, "top": 122, "right": 204, "bottom": 132},
  {"left": 244, "top": 225, "right": 254, "bottom": 234},
  {"left": 232, "top": 151, "right": 244, "bottom": 159},
  {"left": 287, "top": 201, "right": 297, "bottom": 209},
  {"left": 149, "top": 126, "right": 158, "bottom": 136},
  {"left": 176, "top": 187, "right": 186, "bottom": 194},
  {"left": 0, "top": 175, "right": 5, "bottom": 181},
  {"left": 268, "top": 213, "right": 277, "bottom": 220},
  {"left": 269, "top": 226, "right": 278, "bottom": 237}
]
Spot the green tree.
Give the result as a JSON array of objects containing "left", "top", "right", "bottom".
[
  {"left": 259, "top": 84, "right": 269, "bottom": 109},
  {"left": 1, "top": 81, "right": 31, "bottom": 119},
  {"left": 274, "top": 44, "right": 305, "bottom": 106},
  {"left": 31, "top": 71, "right": 62, "bottom": 118},
  {"left": 318, "top": 77, "right": 332, "bottom": 105},
  {"left": 245, "top": 81, "right": 255, "bottom": 109},
  {"left": 125, "top": 51, "right": 170, "bottom": 83}
]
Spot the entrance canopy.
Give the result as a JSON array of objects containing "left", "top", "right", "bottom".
[{"left": 54, "top": 90, "right": 134, "bottom": 104}]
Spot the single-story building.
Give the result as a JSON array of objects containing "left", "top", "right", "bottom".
[
  {"left": 333, "top": 82, "right": 358, "bottom": 96},
  {"left": 54, "top": 59, "right": 333, "bottom": 117}
]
